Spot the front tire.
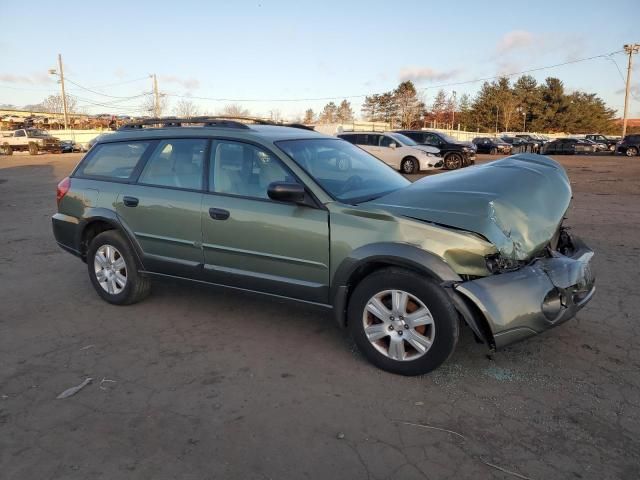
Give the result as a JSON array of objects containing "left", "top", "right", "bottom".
[
  {"left": 28, "top": 142, "right": 39, "bottom": 155},
  {"left": 347, "top": 268, "right": 459, "bottom": 376},
  {"left": 444, "top": 153, "right": 463, "bottom": 170},
  {"left": 401, "top": 157, "right": 419, "bottom": 174},
  {"left": 626, "top": 147, "right": 638, "bottom": 157},
  {"left": 490, "top": 147, "right": 497, "bottom": 155},
  {"left": 87, "top": 230, "right": 150, "bottom": 305}
]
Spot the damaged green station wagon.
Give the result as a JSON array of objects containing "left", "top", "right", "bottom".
[{"left": 52, "top": 117, "right": 595, "bottom": 376}]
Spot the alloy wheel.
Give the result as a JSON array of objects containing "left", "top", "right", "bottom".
[
  {"left": 94, "top": 244, "right": 127, "bottom": 295},
  {"left": 362, "top": 290, "right": 435, "bottom": 361},
  {"left": 445, "top": 154, "right": 462, "bottom": 170}
]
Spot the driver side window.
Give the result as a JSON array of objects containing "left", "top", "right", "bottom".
[
  {"left": 209, "top": 140, "right": 292, "bottom": 200},
  {"left": 380, "top": 136, "right": 397, "bottom": 148}
]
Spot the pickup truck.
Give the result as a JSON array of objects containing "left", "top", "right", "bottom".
[{"left": 1, "top": 128, "right": 61, "bottom": 155}]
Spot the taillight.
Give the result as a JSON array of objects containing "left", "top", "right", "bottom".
[{"left": 56, "top": 176, "right": 71, "bottom": 206}]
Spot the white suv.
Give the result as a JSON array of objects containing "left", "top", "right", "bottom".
[{"left": 337, "top": 131, "right": 442, "bottom": 173}]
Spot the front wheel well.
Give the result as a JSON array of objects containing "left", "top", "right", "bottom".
[
  {"left": 80, "top": 220, "right": 117, "bottom": 260},
  {"left": 341, "top": 261, "right": 441, "bottom": 326}
]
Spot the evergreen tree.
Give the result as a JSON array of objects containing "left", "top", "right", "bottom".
[
  {"left": 303, "top": 108, "right": 315, "bottom": 124},
  {"left": 336, "top": 100, "right": 354, "bottom": 123},
  {"left": 318, "top": 102, "right": 338, "bottom": 124}
]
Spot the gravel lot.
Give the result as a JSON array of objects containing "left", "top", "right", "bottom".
[{"left": 1, "top": 151, "right": 639, "bottom": 479}]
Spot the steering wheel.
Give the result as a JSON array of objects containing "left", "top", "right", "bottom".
[{"left": 340, "top": 175, "right": 364, "bottom": 195}]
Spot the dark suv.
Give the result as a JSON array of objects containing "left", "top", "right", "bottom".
[
  {"left": 616, "top": 134, "right": 640, "bottom": 157},
  {"left": 396, "top": 130, "right": 475, "bottom": 170},
  {"left": 51, "top": 117, "right": 595, "bottom": 376}
]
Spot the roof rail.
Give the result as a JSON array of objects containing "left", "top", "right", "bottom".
[{"left": 118, "top": 116, "right": 315, "bottom": 131}]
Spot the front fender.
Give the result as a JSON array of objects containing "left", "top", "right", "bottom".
[{"left": 331, "top": 242, "right": 462, "bottom": 327}]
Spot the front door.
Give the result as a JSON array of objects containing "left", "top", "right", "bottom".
[
  {"left": 201, "top": 139, "right": 330, "bottom": 303},
  {"left": 115, "top": 138, "right": 207, "bottom": 277}
]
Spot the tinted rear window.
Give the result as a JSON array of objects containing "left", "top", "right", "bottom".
[{"left": 77, "top": 141, "right": 150, "bottom": 180}]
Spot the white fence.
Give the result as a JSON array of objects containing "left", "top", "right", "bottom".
[{"left": 44, "top": 129, "right": 109, "bottom": 144}]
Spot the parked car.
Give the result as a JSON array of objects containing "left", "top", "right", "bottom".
[
  {"left": 395, "top": 130, "right": 475, "bottom": 170},
  {"left": 472, "top": 137, "right": 512, "bottom": 154},
  {"left": 500, "top": 136, "right": 529, "bottom": 153},
  {"left": 616, "top": 134, "right": 640, "bottom": 157},
  {"left": 0, "top": 128, "right": 61, "bottom": 155},
  {"left": 581, "top": 138, "right": 608, "bottom": 152},
  {"left": 337, "top": 131, "right": 442, "bottom": 173},
  {"left": 542, "top": 138, "right": 595, "bottom": 155},
  {"left": 52, "top": 117, "right": 595, "bottom": 376},
  {"left": 585, "top": 134, "right": 618, "bottom": 152},
  {"left": 515, "top": 134, "right": 544, "bottom": 153},
  {"left": 60, "top": 140, "right": 74, "bottom": 153}
]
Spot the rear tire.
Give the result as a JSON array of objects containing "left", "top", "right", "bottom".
[
  {"left": 401, "top": 157, "right": 419, "bottom": 174},
  {"left": 490, "top": 147, "right": 497, "bottom": 155},
  {"left": 626, "top": 147, "right": 638, "bottom": 157},
  {"left": 347, "top": 268, "right": 459, "bottom": 376},
  {"left": 444, "top": 153, "right": 463, "bottom": 170},
  {"left": 87, "top": 230, "right": 150, "bottom": 305},
  {"left": 2, "top": 143, "right": 12, "bottom": 155}
]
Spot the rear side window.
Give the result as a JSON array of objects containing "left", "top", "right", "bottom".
[
  {"left": 138, "top": 138, "right": 206, "bottom": 190},
  {"left": 338, "top": 134, "right": 357, "bottom": 144},
  {"left": 77, "top": 141, "right": 150, "bottom": 180}
]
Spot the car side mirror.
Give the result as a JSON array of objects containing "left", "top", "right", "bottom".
[
  {"left": 389, "top": 143, "right": 397, "bottom": 149},
  {"left": 267, "top": 182, "right": 306, "bottom": 204}
]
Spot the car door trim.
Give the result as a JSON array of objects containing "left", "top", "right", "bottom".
[
  {"left": 202, "top": 241, "right": 328, "bottom": 269},
  {"left": 135, "top": 231, "right": 198, "bottom": 247}
]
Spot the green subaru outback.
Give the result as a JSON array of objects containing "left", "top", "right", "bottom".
[{"left": 52, "top": 117, "right": 595, "bottom": 376}]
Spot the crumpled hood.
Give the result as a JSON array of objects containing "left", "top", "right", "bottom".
[{"left": 366, "top": 154, "right": 572, "bottom": 260}]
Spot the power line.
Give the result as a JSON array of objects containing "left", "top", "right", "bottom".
[
  {"left": 64, "top": 77, "right": 147, "bottom": 99},
  {"left": 82, "top": 76, "right": 150, "bottom": 89},
  {"left": 161, "top": 49, "right": 626, "bottom": 103}
]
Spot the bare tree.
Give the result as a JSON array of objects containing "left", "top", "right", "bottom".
[
  {"left": 269, "top": 109, "right": 282, "bottom": 122},
  {"left": 174, "top": 99, "right": 200, "bottom": 118},
  {"left": 219, "top": 103, "right": 250, "bottom": 117},
  {"left": 40, "top": 94, "right": 78, "bottom": 114},
  {"left": 140, "top": 93, "right": 169, "bottom": 117}
]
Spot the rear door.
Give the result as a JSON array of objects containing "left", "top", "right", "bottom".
[
  {"left": 115, "top": 138, "right": 207, "bottom": 277},
  {"left": 358, "top": 134, "right": 383, "bottom": 159},
  {"left": 201, "top": 139, "right": 330, "bottom": 303},
  {"left": 379, "top": 135, "right": 403, "bottom": 169}
]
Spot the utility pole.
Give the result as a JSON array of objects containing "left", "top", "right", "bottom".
[
  {"left": 152, "top": 74, "right": 160, "bottom": 118},
  {"left": 622, "top": 44, "right": 640, "bottom": 139},
  {"left": 58, "top": 54, "right": 69, "bottom": 130},
  {"left": 451, "top": 90, "right": 456, "bottom": 129}
]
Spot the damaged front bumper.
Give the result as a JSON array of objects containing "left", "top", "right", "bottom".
[{"left": 450, "top": 235, "right": 595, "bottom": 349}]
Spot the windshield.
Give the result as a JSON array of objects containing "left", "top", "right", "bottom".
[
  {"left": 276, "top": 138, "right": 410, "bottom": 203},
  {"left": 26, "top": 129, "right": 49, "bottom": 138},
  {"left": 386, "top": 132, "right": 417, "bottom": 146},
  {"left": 437, "top": 132, "right": 458, "bottom": 143}
]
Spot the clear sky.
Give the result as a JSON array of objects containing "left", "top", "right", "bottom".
[{"left": 1, "top": 0, "right": 638, "bottom": 119}]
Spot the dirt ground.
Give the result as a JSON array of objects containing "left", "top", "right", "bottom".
[{"left": 1, "top": 151, "right": 639, "bottom": 479}]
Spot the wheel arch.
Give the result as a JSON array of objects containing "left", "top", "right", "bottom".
[
  {"left": 332, "top": 243, "right": 461, "bottom": 327},
  {"left": 77, "top": 209, "right": 144, "bottom": 267}
]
